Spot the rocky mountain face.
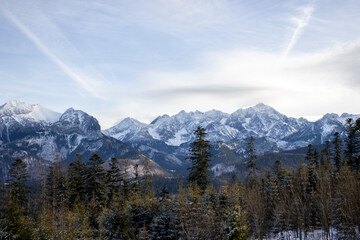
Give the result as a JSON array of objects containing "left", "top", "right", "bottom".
[
  {"left": 0, "top": 100, "right": 61, "bottom": 144},
  {"left": 104, "top": 103, "right": 360, "bottom": 172},
  {"left": 1, "top": 100, "right": 359, "bottom": 179},
  {"left": 0, "top": 101, "right": 167, "bottom": 180}
]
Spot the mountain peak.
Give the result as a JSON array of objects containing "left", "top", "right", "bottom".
[
  {"left": 60, "top": 108, "right": 91, "bottom": 122},
  {"left": 251, "top": 103, "right": 275, "bottom": 112},
  {"left": 57, "top": 108, "right": 100, "bottom": 133},
  {"left": 119, "top": 117, "right": 145, "bottom": 127},
  {"left": 150, "top": 114, "right": 170, "bottom": 125},
  {"left": 0, "top": 100, "right": 33, "bottom": 115},
  {"left": 174, "top": 110, "right": 191, "bottom": 123},
  {"left": 0, "top": 100, "right": 60, "bottom": 123},
  {"left": 323, "top": 113, "right": 339, "bottom": 119},
  {"left": 3, "top": 99, "right": 27, "bottom": 107}
]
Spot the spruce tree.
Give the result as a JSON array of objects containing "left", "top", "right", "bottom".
[
  {"left": 246, "top": 136, "right": 257, "bottom": 179},
  {"left": 332, "top": 132, "right": 342, "bottom": 171},
  {"left": 305, "top": 144, "right": 314, "bottom": 164},
  {"left": 67, "top": 153, "right": 86, "bottom": 207},
  {"left": 8, "top": 158, "right": 29, "bottom": 208},
  {"left": 344, "top": 118, "right": 360, "bottom": 170},
  {"left": 142, "top": 157, "right": 153, "bottom": 197},
  {"left": 320, "top": 141, "right": 332, "bottom": 167},
  {"left": 106, "top": 157, "right": 122, "bottom": 204},
  {"left": 187, "top": 126, "right": 213, "bottom": 191},
  {"left": 313, "top": 149, "right": 320, "bottom": 168},
  {"left": 5, "top": 158, "right": 33, "bottom": 239},
  {"left": 132, "top": 163, "right": 141, "bottom": 195},
  {"left": 86, "top": 153, "right": 107, "bottom": 210},
  {"left": 46, "top": 159, "right": 67, "bottom": 210}
]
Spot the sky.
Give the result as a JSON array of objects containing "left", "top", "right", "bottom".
[{"left": 0, "top": 0, "right": 360, "bottom": 129}]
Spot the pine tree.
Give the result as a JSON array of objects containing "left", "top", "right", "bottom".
[
  {"left": 8, "top": 158, "right": 29, "bottom": 208},
  {"left": 224, "top": 205, "right": 248, "bottom": 240},
  {"left": 273, "top": 160, "right": 286, "bottom": 186},
  {"left": 132, "top": 163, "right": 141, "bottom": 195},
  {"left": 344, "top": 118, "right": 360, "bottom": 170},
  {"left": 67, "top": 153, "right": 86, "bottom": 207},
  {"left": 46, "top": 158, "right": 67, "bottom": 210},
  {"left": 187, "top": 126, "right": 213, "bottom": 191},
  {"left": 158, "top": 184, "right": 169, "bottom": 201},
  {"left": 142, "top": 157, "right": 153, "bottom": 197},
  {"left": 305, "top": 144, "right": 314, "bottom": 164},
  {"left": 106, "top": 157, "right": 122, "bottom": 205},
  {"left": 121, "top": 159, "right": 131, "bottom": 201},
  {"left": 246, "top": 136, "right": 257, "bottom": 179},
  {"left": 86, "top": 153, "right": 107, "bottom": 210},
  {"left": 313, "top": 149, "right": 320, "bottom": 168},
  {"left": 332, "top": 132, "right": 342, "bottom": 171},
  {"left": 5, "top": 158, "right": 33, "bottom": 239},
  {"left": 322, "top": 141, "right": 332, "bottom": 165}
]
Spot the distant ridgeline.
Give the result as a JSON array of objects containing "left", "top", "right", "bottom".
[{"left": 0, "top": 100, "right": 360, "bottom": 181}]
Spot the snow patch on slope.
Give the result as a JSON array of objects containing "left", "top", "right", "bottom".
[
  {"left": 166, "top": 128, "right": 189, "bottom": 146},
  {"left": 148, "top": 127, "right": 161, "bottom": 140},
  {"left": 212, "top": 163, "right": 235, "bottom": 177}
]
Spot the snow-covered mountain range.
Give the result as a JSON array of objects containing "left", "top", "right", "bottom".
[
  {"left": 0, "top": 100, "right": 167, "bottom": 180},
  {"left": 0, "top": 100, "right": 61, "bottom": 143},
  {"left": 103, "top": 103, "right": 360, "bottom": 172},
  {"left": 0, "top": 100, "right": 359, "bottom": 178}
]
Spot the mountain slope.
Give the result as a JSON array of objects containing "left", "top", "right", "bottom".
[
  {"left": 0, "top": 103, "right": 168, "bottom": 180},
  {"left": 2, "top": 100, "right": 359, "bottom": 179},
  {"left": 0, "top": 100, "right": 61, "bottom": 143},
  {"left": 104, "top": 104, "right": 360, "bottom": 172}
]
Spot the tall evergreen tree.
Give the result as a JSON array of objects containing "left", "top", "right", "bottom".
[
  {"left": 8, "top": 158, "right": 29, "bottom": 208},
  {"left": 142, "top": 157, "right": 153, "bottom": 197},
  {"left": 344, "top": 118, "right": 360, "bottom": 170},
  {"left": 305, "top": 144, "right": 314, "bottom": 164},
  {"left": 5, "top": 158, "right": 33, "bottom": 239},
  {"left": 45, "top": 157, "right": 67, "bottom": 234},
  {"left": 132, "top": 163, "right": 141, "bottom": 195},
  {"left": 332, "top": 132, "right": 342, "bottom": 171},
  {"left": 46, "top": 159, "right": 67, "bottom": 209},
  {"left": 187, "top": 126, "right": 213, "bottom": 191},
  {"left": 313, "top": 149, "right": 320, "bottom": 168},
  {"left": 67, "top": 153, "right": 87, "bottom": 207},
  {"left": 106, "top": 157, "right": 122, "bottom": 204},
  {"left": 320, "top": 141, "right": 332, "bottom": 167},
  {"left": 121, "top": 159, "right": 131, "bottom": 201},
  {"left": 86, "top": 153, "right": 107, "bottom": 210},
  {"left": 246, "top": 136, "right": 257, "bottom": 179}
]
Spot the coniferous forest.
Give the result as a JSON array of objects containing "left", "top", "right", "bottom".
[{"left": 0, "top": 120, "right": 360, "bottom": 240}]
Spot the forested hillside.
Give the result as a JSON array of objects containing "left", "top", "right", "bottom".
[{"left": 0, "top": 119, "right": 359, "bottom": 239}]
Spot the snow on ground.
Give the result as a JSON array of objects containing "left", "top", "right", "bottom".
[
  {"left": 262, "top": 229, "right": 341, "bottom": 240},
  {"left": 211, "top": 163, "right": 235, "bottom": 177}
]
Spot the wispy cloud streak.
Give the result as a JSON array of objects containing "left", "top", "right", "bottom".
[
  {"left": 0, "top": 8, "right": 103, "bottom": 99},
  {"left": 284, "top": 4, "right": 315, "bottom": 56}
]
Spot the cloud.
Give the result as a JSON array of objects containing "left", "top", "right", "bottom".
[
  {"left": 138, "top": 40, "right": 360, "bottom": 120},
  {"left": 284, "top": 4, "right": 315, "bottom": 56},
  {"left": 130, "top": 0, "right": 233, "bottom": 33},
  {"left": 0, "top": 5, "right": 105, "bottom": 99},
  {"left": 145, "top": 86, "right": 266, "bottom": 98}
]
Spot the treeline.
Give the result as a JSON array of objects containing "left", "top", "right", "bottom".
[{"left": 0, "top": 120, "right": 359, "bottom": 239}]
